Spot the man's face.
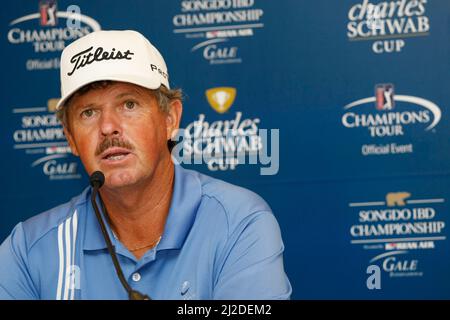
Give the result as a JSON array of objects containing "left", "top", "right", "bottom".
[{"left": 64, "top": 82, "right": 180, "bottom": 189}]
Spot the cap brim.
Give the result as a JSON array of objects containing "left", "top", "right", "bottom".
[{"left": 56, "top": 74, "right": 164, "bottom": 110}]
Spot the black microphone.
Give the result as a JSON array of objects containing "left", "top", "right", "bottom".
[
  {"left": 89, "top": 170, "right": 105, "bottom": 189},
  {"left": 89, "top": 171, "right": 150, "bottom": 300}
]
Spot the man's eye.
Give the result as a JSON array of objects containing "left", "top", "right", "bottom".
[
  {"left": 81, "top": 109, "right": 94, "bottom": 118},
  {"left": 124, "top": 101, "right": 136, "bottom": 110}
]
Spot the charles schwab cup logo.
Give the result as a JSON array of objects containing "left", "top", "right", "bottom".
[
  {"left": 180, "top": 87, "right": 261, "bottom": 171},
  {"left": 171, "top": 86, "right": 279, "bottom": 175},
  {"left": 7, "top": 1, "right": 101, "bottom": 70},
  {"left": 347, "top": 0, "right": 430, "bottom": 54},
  {"left": 341, "top": 83, "right": 441, "bottom": 156}
]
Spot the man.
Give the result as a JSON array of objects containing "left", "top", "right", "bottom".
[{"left": 0, "top": 30, "right": 291, "bottom": 299}]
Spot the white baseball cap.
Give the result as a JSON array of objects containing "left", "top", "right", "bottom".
[{"left": 57, "top": 30, "right": 170, "bottom": 110}]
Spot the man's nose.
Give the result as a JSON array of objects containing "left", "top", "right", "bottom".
[{"left": 99, "top": 109, "right": 121, "bottom": 136}]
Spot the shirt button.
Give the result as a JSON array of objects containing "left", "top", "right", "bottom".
[{"left": 132, "top": 273, "right": 141, "bottom": 282}]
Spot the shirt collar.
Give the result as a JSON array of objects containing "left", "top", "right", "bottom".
[{"left": 83, "top": 164, "right": 202, "bottom": 251}]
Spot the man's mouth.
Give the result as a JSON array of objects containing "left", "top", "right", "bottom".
[
  {"left": 99, "top": 147, "right": 132, "bottom": 162},
  {"left": 105, "top": 154, "right": 128, "bottom": 161}
]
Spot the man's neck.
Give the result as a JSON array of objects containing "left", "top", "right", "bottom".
[{"left": 98, "top": 159, "right": 175, "bottom": 255}]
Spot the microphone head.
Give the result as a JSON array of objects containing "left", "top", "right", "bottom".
[{"left": 89, "top": 171, "right": 105, "bottom": 188}]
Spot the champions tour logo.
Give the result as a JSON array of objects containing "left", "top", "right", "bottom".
[
  {"left": 342, "top": 83, "right": 440, "bottom": 139},
  {"left": 7, "top": 0, "right": 101, "bottom": 70},
  {"left": 346, "top": 0, "right": 430, "bottom": 54},
  {"left": 170, "top": 87, "right": 279, "bottom": 175}
]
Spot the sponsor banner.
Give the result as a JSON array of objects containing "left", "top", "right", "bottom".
[
  {"left": 172, "top": 0, "right": 265, "bottom": 64},
  {"left": 349, "top": 190, "right": 447, "bottom": 279},
  {"left": 4, "top": 1, "right": 101, "bottom": 181},
  {"left": 10, "top": 100, "right": 82, "bottom": 181},
  {"left": 1, "top": 0, "right": 450, "bottom": 299},
  {"left": 341, "top": 83, "right": 441, "bottom": 157}
]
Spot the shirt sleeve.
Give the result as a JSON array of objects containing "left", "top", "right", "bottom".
[
  {"left": 213, "top": 211, "right": 292, "bottom": 300},
  {"left": 0, "top": 223, "right": 39, "bottom": 300}
]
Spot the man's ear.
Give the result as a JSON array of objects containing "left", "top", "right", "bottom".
[
  {"left": 166, "top": 99, "right": 183, "bottom": 141},
  {"left": 63, "top": 127, "right": 79, "bottom": 156}
]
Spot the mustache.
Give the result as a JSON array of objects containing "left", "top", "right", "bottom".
[{"left": 95, "top": 137, "right": 134, "bottom": 156}]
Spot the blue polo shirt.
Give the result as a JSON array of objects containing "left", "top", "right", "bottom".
[{"left": 0, "top": 165, "right": 291, "bottom": 300}]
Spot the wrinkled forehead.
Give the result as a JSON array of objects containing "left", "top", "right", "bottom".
[{"left": 65, "top": 80, "right": 155, "bottom": 109}]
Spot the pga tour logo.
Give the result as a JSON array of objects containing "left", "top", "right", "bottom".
[
  {"left": 375, "top": 84, "right": 394, "bottom": 110},
  {"left": 39, "top": 0, "right": 58, "bottom": 26},
  {"left": 342, "top": 83, "right": 441, "bottom": 138}
]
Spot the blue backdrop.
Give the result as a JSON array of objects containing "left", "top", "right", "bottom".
[{"left": 1, "top": 0, "right": 449, "bottom": 299}]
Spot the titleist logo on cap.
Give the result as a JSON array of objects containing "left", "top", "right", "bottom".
[{"left": 67, "top": 46, "right": 134, "bottom": 76}]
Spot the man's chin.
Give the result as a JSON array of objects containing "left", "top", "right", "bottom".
[{"left": 103, "top": 171, "right": 138, "bottom": 189}]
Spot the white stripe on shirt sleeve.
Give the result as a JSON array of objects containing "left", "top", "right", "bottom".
[
  {"left": 56, "top": 223, "right": 65, "bottom": 300},
  {"left": 63, "top": 216, "right": 72, "bottom": 300},
  {"left": 70, "top": 211, "right": 78, "bottom": 300}
]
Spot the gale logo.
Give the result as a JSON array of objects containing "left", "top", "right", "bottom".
[
  {"left": 205, "top": 87, "right": 236, "bottom": 114},
  {"left": 191, "top": 39, "right": 241, "bottom": 65},
  {"left": 31, "top": 154, "right": 81, "bottom": 180},
  {"left": 370, "top": 251, "right": 422, "bottom": 277}
]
